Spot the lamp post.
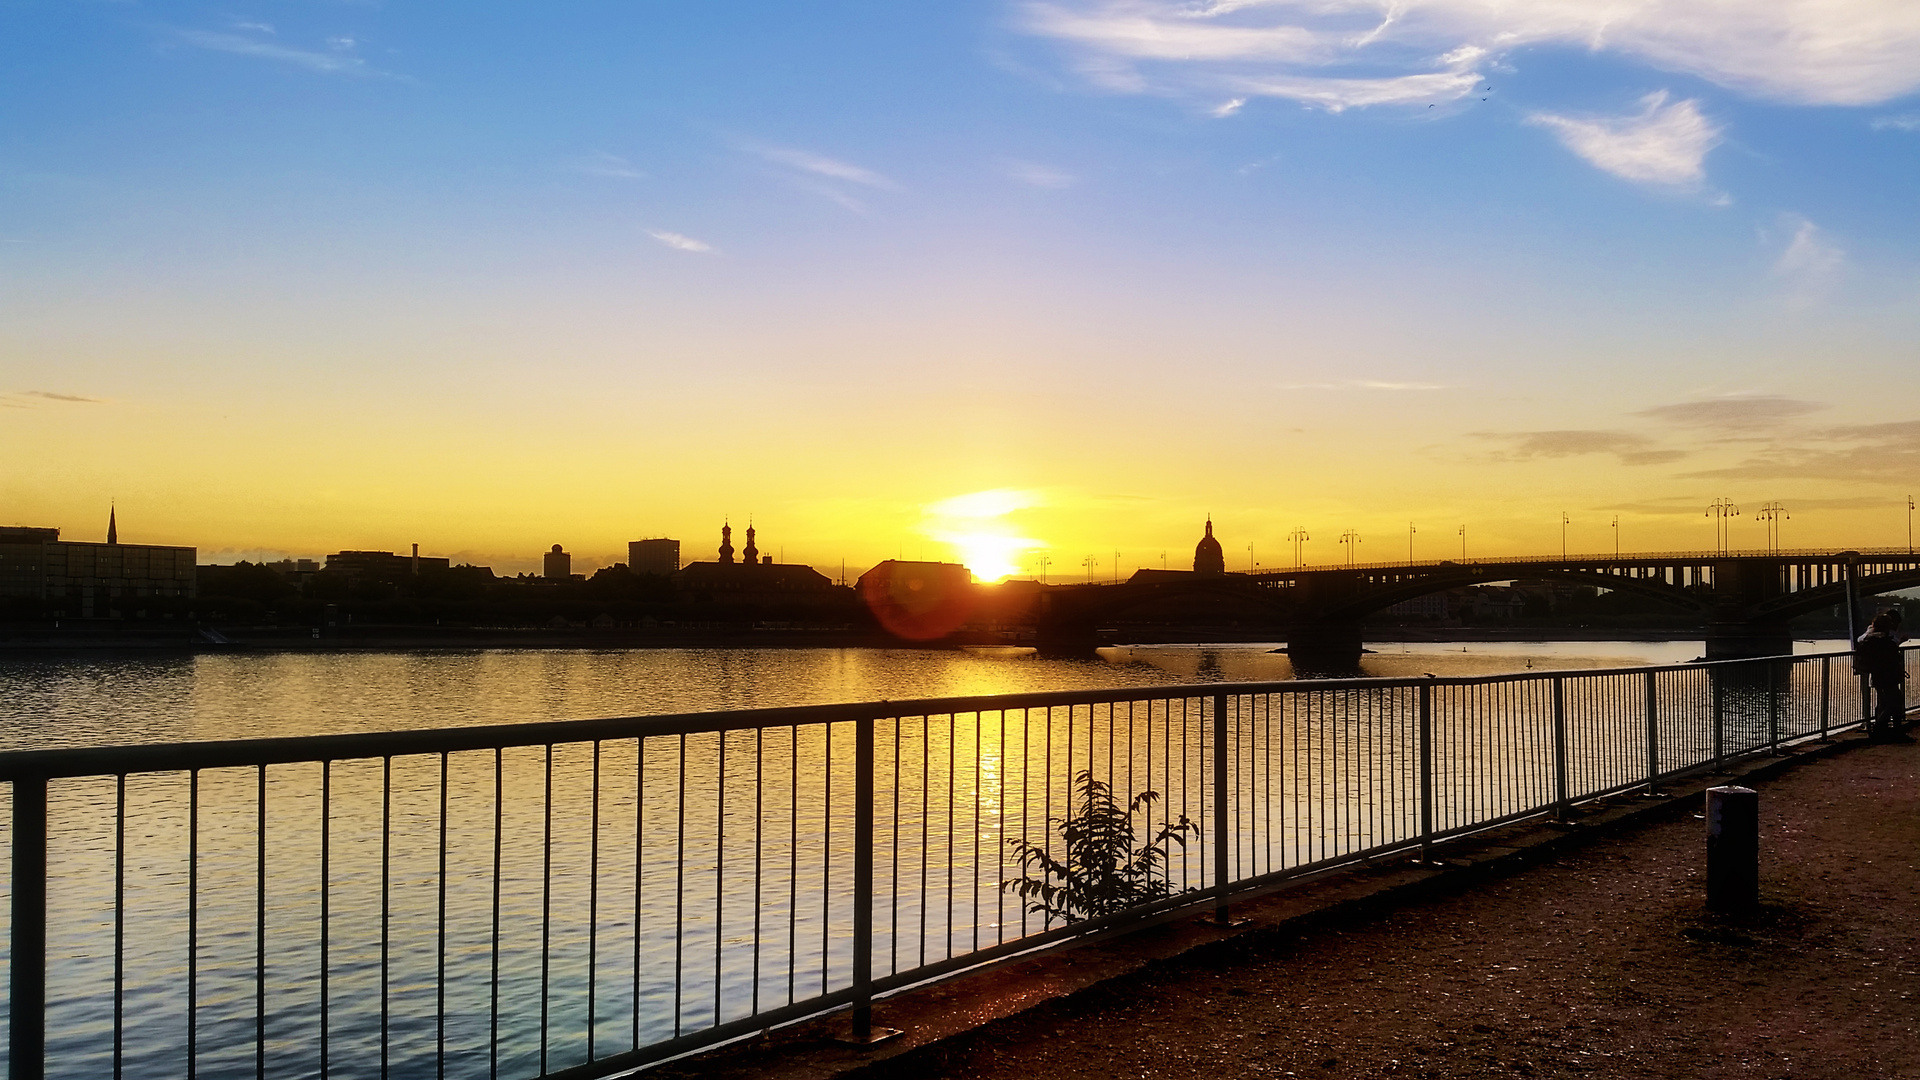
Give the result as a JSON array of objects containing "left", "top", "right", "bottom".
[
  {"left": 1908, "top": 497, "right": 1914, "bottom": 555},
  {"left": 1288, "top": 527, "right": 1309, "bottom": 567},
  {"left": 1083, "top": 555, "right": 1096, "bottom": 584},
  {"left": 1036, "top": 554, "right": 1051, "bottom": 584},
  {"left": 1248, "top": 542, "right": 1255, "bottom": 575},
  {"left": 1560, "top": 512, "right": 1571, "bottom": 559},
  {"left": 1339, "top": 530, "right": 1361, "bottom": 567},
  {"left": 1408, "top": 522, "right": 1416, "bottom": 564},
  {"left": 1706, "top": 498, "right": 1740, "bottom": 556},
  {"left": 1755, "top": 502, "right": 1789, "bottom": 553},
  {"left": 1611, "top": 515, "right": 1619, "bottom": 558},
  {"left": 1458, "top": 524, "right": 1466, "bottom": 561}
]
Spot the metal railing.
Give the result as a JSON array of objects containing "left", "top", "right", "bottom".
[{"left": 1, "top": 647, "right": 1906, "bottom": 1079}]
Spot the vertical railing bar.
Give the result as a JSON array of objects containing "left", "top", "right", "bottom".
[
  {"left": 188, "top": 768, "right": 199, "bottom": 1080},
  {"left": 1768, "top": 661, "right": 1781, "bottom": 751},
  {"left": 10, "top": 774, "right": 47, "bottom": 1080},
  {"left": 713, "top": 731, "right": 726, "bottom": 1029},
  {"left": 437, "top": 752, "right": 449, "bottom": 1080},
  {"left": 1418, "top": 681, "right": 1433, "bottom": 861},
  {"left": 588, "top": 741, "right": 602, "bottom": 1061},
  {"left": 787, "top": 725, "right": 798, "bottom": 1005},
  {"left": 489, "top": 748, "right": 502, "bottom": 1080},
  {"left": 540, "top": 744, "right": 554, "bottom": 1073},
  {"left": 380, "top": 756, "right": 392, "bottom": 1080},
  {"left": 752, "top": 726, "right": 764, "bottom": 1018},
  {"left": 1552, "top": 677, "right": 1569, "bottom": 818},
  {"left": 851, "top": 712, "right": 876, "bottom": 1038},
  {"left": 946, "top": 713, "right": 956, "bottom": 959},
  {"left": 632, "top": 737, "right": 646, "bottom": 1048},
  {"left": 821, "top": 722, "right": 832, "bottom": 994},
  {"left": 1212, "top": 692, "right": 1229, "bottom": 921},
  {"left": 1645, "top": 670, "right": 1660, "bottom": 792},
  {"left": 113, "top": 773, "right": 125, "bottom": 1080},
  {"left": 972, "top": 710, "right": 982, "bottom": 954},
  {"left": 673, "top": 734, "right": 687, "bottom": 1036},
  {"left": 1820, "top": 655, "right": 1832, "bottom": 740},
  {"left": 320, "top": 762, "right": 332, "bottom": 1080},
  {"left": 256, "top": 763, "right": 267, "bottom": 1080},
  {"left": 890, "top": 717, "right": 900, "bottom": 974}
]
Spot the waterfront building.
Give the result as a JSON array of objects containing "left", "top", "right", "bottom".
[
  {"left": 1194, "top": 518, "right": 1226, "bottom": 574},
  {"left": 675, "top": 522, "right": 836, "bottom": 600},
  {"left": 628, "top": 538, "right": 680, "bottom": 576},
  {"left": 543, "top": 544, "right": 572, "bottom": 580},
  {"left": 857, "top": 560, "right": 975, "bottom": 640},
  {"left": 323, "top": 548, "right": 452, "bottom": 583},
  {"left": 0, "top": 522, "right": 196, "bottom": 616}
]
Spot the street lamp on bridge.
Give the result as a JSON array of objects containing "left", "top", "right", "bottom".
[
  {"left": 1288, "top": 527, "right": 1309, "bottom": 567},
  {"left": 1560, "top": 512, "right": 1571, "bottom": 559},
  {"left": 1408, "top": 522, "right": 1416, "bottom": 563},
  {"left": 1339, "top": 530, "right": 1362, "bottom": 567},
  {"left": 1755, "top": 502, "right": 1790, "bottom": 553},
  {"left": 1458, "top": 524, "right": 1466, "bottom": 561},
  {"left": 1612, "top": 515, "right": 1620, "bottom": 558},
  {"left": 1707, "top": 498, "right": 1740, "bottom": 556},
  {"left": 1908, "top": 497, "right": 1914, "bottom": 555}
]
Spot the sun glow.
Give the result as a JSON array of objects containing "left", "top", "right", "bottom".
[{"left": 920, "top": 489, "right": 1044, "bottom": 582}]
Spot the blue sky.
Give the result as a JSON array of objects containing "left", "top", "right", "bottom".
[{"left": 5, "top": 2, "right": 1920, "bottom": 572}]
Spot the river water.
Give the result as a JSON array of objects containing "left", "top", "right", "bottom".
[
  {"left": 1, "top": 640, "right": 1854, "bottom": 1079},
  {"left": 0, "top": 639, "right": 1806, "bottom": 752}
]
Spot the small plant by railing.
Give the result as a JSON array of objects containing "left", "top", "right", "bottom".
[{"left": 1002, "top": 769, "right": 1201, "bottom": 923}]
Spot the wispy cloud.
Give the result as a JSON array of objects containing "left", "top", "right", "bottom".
[
  {"left": 1006, "top": 160, "right": 1077, "bottom": 188},
  {"left": 175, "top": 29, "right": 385, "bottom": 77},
  {"left": 646, "top": 230, "right": 712, "bottom": 254},
  {"left": 25, "top": 390, "right": 103, "bottom": 403},
  {"left": 751, "top": 146, "right": 895, "bottom": 189},
  {"left": 1635, "top": 395, "right": 1826, "bottom": 429},
  {"left": 1526, "top": 92, "right": 1721, "bottom": 187},
  {"left": 1681, "top": 419, "right": 1920, "bottom": 482},
  {"left": 1279, "top": 379, "right": 1448, "bottom": 391},
  {"left": 1020, "top": 2, "right": 1920, "bottom": 110},
  {"left": 1769, "top": 213, "right": 1844, "bottom": 300},
  {"left": 1871, "top": 114, "right": 1920, "bottom": 131},
  {"left": 1475, "top": 429, "right": 1685, "bottom": 466},
  {"left": 572, "top": 152, "right": 647, "bottom": 180}
]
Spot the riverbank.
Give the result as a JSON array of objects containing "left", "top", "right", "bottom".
[
  {"left": 655, "top": 729, "right": 1915, "bottom": 1080},
  {"left": 0, "top": 622, "right": 1764, "bottom": 653}
]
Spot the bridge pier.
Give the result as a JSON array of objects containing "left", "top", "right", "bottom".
[
  {"left": 1283, "top": 623, "right": 1365, "bottom": 673},
  {"left": 1703, "top": 623, "right": 1797, "bottom": 661}
]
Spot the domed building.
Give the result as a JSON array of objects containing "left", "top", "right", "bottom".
[{"left": 1193, "top": 518, "right": 1226, "bottom": 574}]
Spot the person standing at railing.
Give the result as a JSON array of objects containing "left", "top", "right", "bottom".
[{"left": 1854, "top": 610, "right": 1912, "bottom": 742}]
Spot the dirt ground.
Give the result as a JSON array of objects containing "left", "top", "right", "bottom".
[{"left": 852, "top": 740, "right": 1919, "bottom": 1080}]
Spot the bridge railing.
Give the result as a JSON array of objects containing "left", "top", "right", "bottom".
[
  {"left": 1253, "top": 546, "right": 1920, "bottom": 576},
  {"left": 1, "top": 648, "right": 1908, "bottom": 1079}
]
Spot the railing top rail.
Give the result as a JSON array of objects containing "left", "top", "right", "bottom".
[
  {"left": 2, "top": 646, "right": 1887, "bottom": 780},
  {"left": 1247, "top": 546, "right": 1920, "bottom": 576}
]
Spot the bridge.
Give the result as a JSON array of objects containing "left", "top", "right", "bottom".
[{"left": 1032, "top": 547, "right": 1920, "bottom": 661}]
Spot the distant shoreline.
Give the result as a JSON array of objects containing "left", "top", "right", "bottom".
[{"left": 0, "top": 622, "right": 1821, "bottom": 654}]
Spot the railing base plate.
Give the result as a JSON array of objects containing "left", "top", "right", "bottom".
[{"left": 836, "top": 1026, "right": 905, "bottom": 1047}]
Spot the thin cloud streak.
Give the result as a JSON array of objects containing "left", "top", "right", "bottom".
[
  {"left": 1527, "top": 92, "right": 1721, "bottom": 187},
  {"left": 1021, "top": 1, "right": 1920, "bottom": 109},
  {"left": 25, "top": 390, "right": 103, "bottom": 403},
  {"left": 1635, "top": 395, "right": 1825, "bottom": 429},
  {"left": 1474, "top": 429, "right": 1685, "bottom": 466},
  {"left": 646, "top": 230, "right": 712, "bottom": 253},
  {"left": 751, "top": 146, "right": 895, "bottom": 189},
  {"left": 174, "top": 29, "right": 384, "bottom": 77}
]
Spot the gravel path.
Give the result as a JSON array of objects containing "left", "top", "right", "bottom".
[{"left": 855, "top": 740, "right": 1919, "bottom": 1080}]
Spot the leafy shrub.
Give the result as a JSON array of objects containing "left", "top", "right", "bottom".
[{"left": 1001, "top": 769, "right": 1200, "bottom": 924}]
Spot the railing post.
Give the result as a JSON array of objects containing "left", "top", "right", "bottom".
[
  {"left": 1767, "top": 661, "right": 1780, "bottom": 751},
  {"left": 1644, "top": 670, "right": 1660, "bottom": 794},
  {"left": 1713, "top": 674, "right": 1726, "bottom": 768},
  {"left": 11, "top": 775, "right": 47, "bottom": 1080},
  {"left": 850, "top": 715, "right": 875, "bottom": 1040},
  {"left": 1551, "top": 677, "right": 1569, "bottom": 820},
  {"left": 1820, "top": 656, "right": 1831, "bottom": 741},
  {"left": 1212, "top": 692, "right": 1230, "bottom": 924},
  {"left": 1860, "top": 673, "right": 1872, "bottom": 734},
  {"left": 1417, "top": 681, "right": 1434, "bottom": 862}
]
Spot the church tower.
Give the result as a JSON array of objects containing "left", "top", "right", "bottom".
[
  {"left": 742, "top": 523, "right": 759, "bottom": 565},
  {"left": 107, "top": 504, "right": 118, "bottom": 545},
  {"left": 718, "top": 522, "right": 735, "bottom": 564},
  {"left": 1193, "top": 518, "right": 1225, "bottom": 574}
]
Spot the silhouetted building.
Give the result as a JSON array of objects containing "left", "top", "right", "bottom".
[
  {"left": 675, "top": 523, "right": 835, "bottom": 601},
  {"left": 628, "top": 538, "right": 680, "bottom": 576},
  {"left": 324, "top": 549, "right": 451, "bottom": 583},
  {"left": 1193, "top": 518, "right": 1226, "bottom": 574},
  {"left": 106, "top": 505, "right": 117, "bottom": 545},
  {"left": 742, "top": 523, "right": 759, "bottom": 565},
  {"left": 857, "top": 560, "right": 975, "bottom": 640},
  {"left": 543, "top": 544, "right": 571, "bottom": 580},
  {"left": 0, "top": 521, "right": 196, "bottom": 615}
]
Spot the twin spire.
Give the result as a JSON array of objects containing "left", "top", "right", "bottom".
[{"left": 717, "top": 519, "right": 763, "bottom": 565}]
